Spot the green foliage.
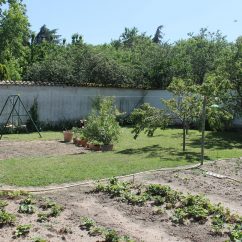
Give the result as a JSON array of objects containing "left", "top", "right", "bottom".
[
  {"left": 32, "top": 237, "right": 47, "bottom": 242},
  {"left": 80, "top": 216, "right": 96, "bottom": 230},
  {"left": 129, "top": 103, "right": 169, "bottom": 139},
  {"left": 26, "top": 98, "right": 40, "bottom": 132},
  {"left": 0, "top": 190, "right": 29, "bottom": 199},
  {"left": 49, "top": 203, "right": 63, "bottom": 217},
  {"left": 0, "top": 200, "right": 8, "bottom": 210},
  {"left": 37, "top": 213, "right": 49, "bottom": 223},
  {"left": 229, "top": 224, "right": 242, "bottom": 242},
  {"left": 18, "top": 196, "right": 35, "bottom": 214},
  {"left": 104, "top": 229, "right": 120, "bottom": 242},
  {"left": 38, "top": 198, "right": 63, "bottom": 217},
  {"left": 95, "top": 177, "right": 129, "bottom": 198},
  {"left": 14, "top": 224, "right": 31, "bottom": 237},
  {"left": 172, "top": 208, "right": 188, "bottom": 224},
  {"left": 96, "top": 177, "right": 242, "bottom": 241},
  {"left": 72, "top": 127, "right": 85, "bottom": 139},
  {"left": 0, "top": 0, "right": 30, "bottom": 80},
  {"left": 34, "top": 25, "right": 60, "bottom": 44},
  {"left": 0, "top": 210, "right": 16, "bottom": 226},
  {"left": 0, "top": 63, "right": 9, "bottom": 80},
  {"left": 80, "top": 216, "right": 135, "bottom": 242},
  {"left": 211, "top": 215, "right": 225, "bottom": 235},
  {"left": 83, "top": 97, "right": 121, "bottom": 145}
]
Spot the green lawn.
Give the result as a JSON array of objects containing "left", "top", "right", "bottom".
[{"left": 0, "top": 128, "right": 242, "bottom": 187}]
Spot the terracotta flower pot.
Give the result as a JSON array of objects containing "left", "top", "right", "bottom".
[
  {"left": 101, "top": 144, "right": 113, "bottom": 152},
  {"left": 76, "top": 139, "right": 88, "bottom": 147},
  {"left": 80, "top": 139, "right": 88, "bottom": 147},
  {"left": 63, "top": 131, "right": 73, "bottom": 142},
  {"left": 88, "top": 143, "right": 101, "bottom": 151}
]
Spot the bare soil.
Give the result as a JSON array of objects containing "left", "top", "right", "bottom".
[
  {"left": 0, "top": 159, "right": 241, "bottom": 242},
  {"left": 0, "top": 140, "right": 87, "bottom": 160}
]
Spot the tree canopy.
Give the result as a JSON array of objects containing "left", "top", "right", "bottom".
[{"left": 0, "top": 1, "right": 241, "bottom": 114}]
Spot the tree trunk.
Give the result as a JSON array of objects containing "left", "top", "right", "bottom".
[
  {"left": 186, "top": 124, "right": 189, "bottom": 135},
  {"left": 183, "top": 122, "right": 186, "bottom": 151}
]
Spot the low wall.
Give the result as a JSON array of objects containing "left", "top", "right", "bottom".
[
  {"left": 0, "top": 85, "right": 147, "bottom": 124},
  {"left": 0, "top": 84, "right": 241, "bottom": 127}
]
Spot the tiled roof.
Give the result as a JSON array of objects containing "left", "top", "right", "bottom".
[
  {"left": 0, "top": 80, "right": 145, "bottom": 89},
  {"left": 0, "top": 80, "right": 73, "bottom": 86}
]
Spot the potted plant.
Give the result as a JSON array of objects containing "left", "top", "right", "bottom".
[
  {"left": 72, "top": 127, "right": 88, "bottom": 147},
  {"left": 83, "top": 97, "right": 120, "bottom": 151},
  {"left": 63, "top": 130, "right": 73, "bottom": 142}
]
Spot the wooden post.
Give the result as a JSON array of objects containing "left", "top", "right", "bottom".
[{"left": 201, "top": 96, "right": 207, "bottom": 165}]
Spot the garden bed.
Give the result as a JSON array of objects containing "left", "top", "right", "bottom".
[
  {"left": 0, "top": 159, "right": 241, "bottom": 241},
  {"left": 0, "top": 140, "right": 87, "bottom": 161}
]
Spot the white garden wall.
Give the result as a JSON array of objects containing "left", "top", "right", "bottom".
[
  {"left": 0, "top": 84, "right": 241, "bottom": 127},
  {"left": 0, "top": 85, "right": 147, "bottom": 124}
]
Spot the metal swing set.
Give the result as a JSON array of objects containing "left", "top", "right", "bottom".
[{"left": 0, "top": 95, "right": 42, "bottom": 139}]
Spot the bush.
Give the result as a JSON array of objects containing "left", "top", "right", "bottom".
[{"left": 83, "top": 97, "right": 121, "bottom": 145}]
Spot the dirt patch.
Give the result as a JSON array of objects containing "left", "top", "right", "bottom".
[
  {"left": 135, "top": 159, "right": 242, "bottom": 215},
  {"left": 0, "top": 159, "right": 241, "bottom": 241},
  {"left": 0, "top": 140, "right": 87, "bottom": 160}
]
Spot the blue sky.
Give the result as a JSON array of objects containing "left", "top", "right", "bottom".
[{"left": 23, "top": 0, "right": 241, "bottom": 44}]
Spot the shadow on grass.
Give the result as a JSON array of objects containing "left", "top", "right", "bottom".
[
  {"left": 190, "top": 131, "right": 242, "bottom": 150},
  {"left": 116, "top": 145, "right": 209, "bottom": 163}
]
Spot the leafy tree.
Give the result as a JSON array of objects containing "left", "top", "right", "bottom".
[
  {"left": 129, "top": 103, "right": 170, "bottom": 139},
  {"left": 0, "top": 0, "right": 30, "bottom": 79},
  {"left": 162, "top": 78, "right": 202, "bottom": 151},
  {"left": 34, "top": 25, "right": 61, "bottom": 44},
  {"left": 223, "top": 36, "right": 242, "bottom": 112},
  {"left": 152, "top": 25, "right": 164, "bottom": 44},
  {"left": 173, "top": 28, "right": 228, "bottom": 85},
  {"left": 71, "top": 33, "right": 83, "bottom": 45}
]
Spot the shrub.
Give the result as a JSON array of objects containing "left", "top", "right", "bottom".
[{"left": 83, "top": 97, "right": 121, "bottom": 145}]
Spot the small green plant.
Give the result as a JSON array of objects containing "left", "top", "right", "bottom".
[
  {"left": 80, "top": 216, "right": 135, "bottom": 241},
  {"left": 152, "top": 207, "right": 165, "bottom": 215},
  {"left": 26, "top": 98, "right": 40, "bottom": 132},
  {"left": 39, "top": 198, "right": 56, "bottom": 210},
  {"left": 146, "top": 184, "right": 172, "bottom": 197},
  {"left": 48, "top": 204, "right": 63, "bottom": 217},
  {"left": 0, "top": 190, "right": 29, "bottom": 199},
  {"left": 96, "top": 177, "right": 130, "bottom": 198},
  {"left": 14, "top": 224, "right": 31, "bottom": 238},
  {"left": 80, "top": 216, "right": 96, "bottom": 230},
  {"left": 122, "top": 192, "right": 148, "bottom": 206},
  {"left": 211, "top": 215, "right": 225, "bottom": 235},
  {"left": 89, "top": 225, "right": 105, "bottom": 236},
  {"left": 18, "top": 196, "right": 36, "bottom": 214},
  {"left": 186, "top": 205, "right": 209, "bottom": 223},
  {"left": 229, "top": 223, "right": 242, "bottom": 242},
  {"left": 72, "top": 127, "right": 85, "bottom": 140},
  {"left": 0, "top": 210, "right": 16, "bottom": 226},
  {"left": 39, "top": 198, "right": 63, "bottom": 217},
  {"left": 152, "top": 196, "right": 165, "bottom": 206},
  {"left": 32, "top": 237, "right": 47, "bottom": 242},
  {"left": 172, "top": 208, "right": 188, "bottom": 224},
  {"left": 104, "top": 229, "right": 120, "bottom": 242},
  {"left": 37, "top": 213, "right": 49, "bottom": 223},
  {"left": 0, "top": 200, "right": 8, "bottom": 210}
]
